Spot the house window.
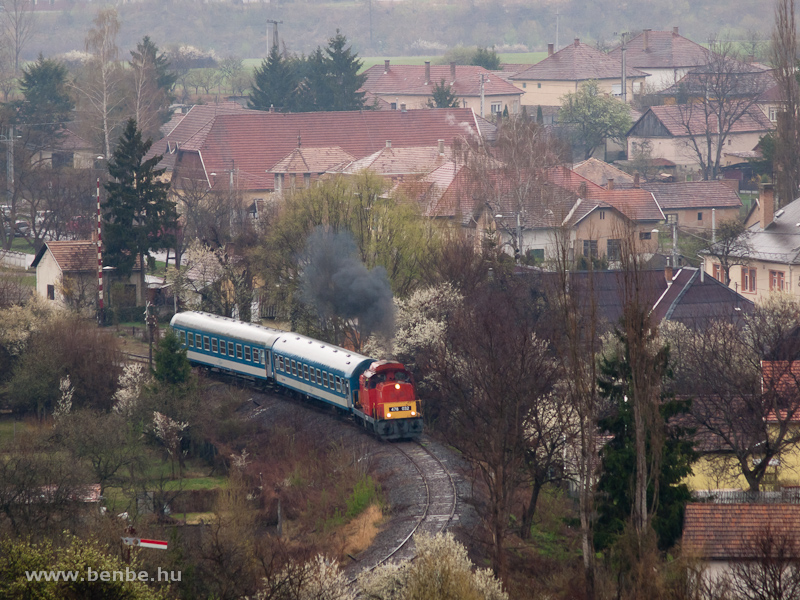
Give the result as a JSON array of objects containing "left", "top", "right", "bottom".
[
  {"left": 770, "top": 270, "right": 785, "bottom": 291},
  {"left": 769, "top": 107, "right": 779, "bottom": 122},
  {"left": 742, "top": 267, "right": 756, "bottom": 293},
  {"left": 390, "top": 102, "right": 397, "bottom": 110},
  {"left": 666, "top": 213, "right": 678, "bottom": 224},
  {"left": 607, "top": 239, "right": 621, "bottom": 261},
  {"left": 697, "top": 212, "right": 703, "bottom": 221},
  {"left": 522, "top": 82, "right": 526, "bottom": 88},
  {"left": 537, "top": 83, "right": 541, "bottom": 88},
  {"left": 583, "top": 240, "right": 598, "bottom": 259},
  {"left": 639, "top": 232, "right": 652, "bottom": 240},
  {"left": 599, "top": 210, "right": 606, "bottom": 220},
  {"left": 304, "top": 173, "right": 311, "bottom": 188},
  {"left": 275, "top": 173, "right": 283, "bottom": 192},
  {"left": 47, "top": 284, "right": 55, "bottom": 300},
  {"left": 713, "top": 264, "right": 722, "bottom": 281},
  {"left": 491, "top": 102, "right": 502, "bottom": 114},
  {"left": 611, "top": 83, "right": 622, "bottom": 95}
]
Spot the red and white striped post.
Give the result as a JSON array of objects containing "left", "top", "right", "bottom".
[{"left": 96, "top": 178, "right": 104, "bottom": 325}]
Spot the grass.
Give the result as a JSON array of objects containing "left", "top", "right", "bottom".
[
  {"left": 0, "top": 418, "right": 31, "bottom": 448},
  {"left": 163, "top": 476, "right": 228, "bottom": 492},
  {"left": 9, "top": 237, "right": 36, "bottom": 254}
]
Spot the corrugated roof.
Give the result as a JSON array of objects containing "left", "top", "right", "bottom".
[
  {"left": 715, "top": 196, "right": 800, "bottom": 265},
  {"left": 683, "top": 503, "right": 800, "bottom": 559},
  {"left": 511, "top": 39, "right": 649, "bottom": 82},
  {"left": 608, "top": 29, "right": 710, "bottom": 69},
  {"left": 361, "top": 64, "right": 522, "bottom": 98},
  {"left": 643, "top": 181, "right": 743, "bottom": 210},
  {"left": 174, "top": 108, "right": 489, "bottom": 192}
]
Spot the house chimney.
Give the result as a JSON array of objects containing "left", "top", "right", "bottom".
[
  {"left": 450, "top": 61, "right": 456, "bottom": 83},
  {"left": 665, "top": 265, "right": 673, "bottom": 284},
  {"left": 578, "top": 181, "right": 587, "bottom": 197},
  {"left": 547, "top": 43, "right": 554, "bottom": 56},
  {"left": 607, "top": 178, "right": 614, "bottom": 190},
  {"left": 438, "top": 139, "right": 445, "bottom": 155},
  {"left": 574, "top": 38, "right": 580, "bottom": 47},
  {"left": 386, "top": 140, "right": 392, "bottom": 148},
  {"left": 633, "top": 172, "right": 640, "bottom": 188},
  {"left": 425, "top": 61, "right": 431, "bottom": 85},
  {"left": 760, "top": 183, "right": 775, "bottom": 229},
  {"left": 673, "top": 26, "right": 679, "bottom": 36},
  {"left": 384, "top": 59, "right": 390, "bottom": 73},
  {"left": 643, "top": 29, "right": 651, "bottom": 51}
]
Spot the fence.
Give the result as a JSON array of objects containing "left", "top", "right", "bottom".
[
  {"left": 692, "top": 489, "right": 800, "bottom": 504},
  {"left": 0, "top": 250, "right": 34, "bottom": 269}
]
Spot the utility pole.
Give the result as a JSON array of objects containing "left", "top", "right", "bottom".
[
  {"left": 267, "top": 19, "right": 283, "bottom": 54},
  {"left": 480, "top": 74, "right": 485, "bottom": 118}
]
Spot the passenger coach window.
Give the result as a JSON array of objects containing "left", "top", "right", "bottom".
[
  {"left": 211, "top": 339, "right": 218, "bottom": 353},
  {"left": 228, "top": 341, "right": 234, "bottom": 355},
  {"left": 236, "top": 344, "right": 242, "bottom": 359},
  {"left": 187, "top": 333, "right": 193, "bottom": 348},
  {"left": 204, "top": 336, "right": 210, "bottom": 351},
  {"left": 244, "top": 347, "right": 251, "bottom": 361},
  {"left": 180, "top": 331, "right": 186, "bottom": 345},
  {"left": 316, "top": 369, "right": 321, "bottom": 384},
  {"left": 278, "top": 356, "right": 283, "bottom": 371},
  {"left": 323, "top": 373, "right": 328, "bottom": 387},
  {"left": 219, "top": 341, "right": 226, "bottom": 356},
  {"left": 252, "top": 349, "right": 260, "bottom": 363},
  {"left": 291, "top": 360, "right": 297, "bottom": 376},
  {"left": 196, "top": 333, "right": 202, "bottom": 347},
  {"left": 335, "top": 377, "right": 342, "bottom": 392}
]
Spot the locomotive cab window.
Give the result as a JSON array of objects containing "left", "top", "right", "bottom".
[
  {"left": 203, "top": 336, "right": 210, "bottom": 351},
  {"left": 244, "top": 346, "right": 251, "bottom": 361},
  {"left": 211, "top": 338, "right": 218, "bottom": 353}
]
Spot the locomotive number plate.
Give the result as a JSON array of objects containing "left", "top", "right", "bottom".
[{"left": 389, "top": 406, "right": 411, "bottom": 412}]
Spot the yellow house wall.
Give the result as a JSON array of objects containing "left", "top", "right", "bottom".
[
  {"left": 662, "top": 207, "right": 740, "bottom": 231},
  {"left": 629, "top": 132, "right": 768, "bottom": 170},
  {"left": 512, "top": 77, "right": 646, "bottom": 107},
  {"left": 572, "top": 209, "right": 659, "bottom": 257},
  {"left": 703, "top": 256, "right": 800, "bottom": 304},
  {"left": 371, "top": 92, "right": 521, "bottom": 115}
]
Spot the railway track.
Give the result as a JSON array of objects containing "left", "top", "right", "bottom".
[{"left": 345, "top": 438, "right": 458, "bottom": 583}]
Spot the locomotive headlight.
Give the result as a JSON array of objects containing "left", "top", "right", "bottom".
[
  {"left": 386, "top": 412, "right": 392, "bottom": 417},
  {"left": 395, "top": 383, "right": 400, "bottom": 390},
  {"left": 411, "top": 411, "right": 416, "bottom": 416}
]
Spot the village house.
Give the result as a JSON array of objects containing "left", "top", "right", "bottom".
[
  {"left": 509, "top": 39, "right": 648, "bottom": 108},
  {"left": 31, "top": 240, "right": 144, "bottom": 310},
  {"left": 641, "top": 180, "right": 743, "bottom": 231},
  {"left": 359, "top": 61, "right": 523, "bottom": 117},
  {"left": 627, "top": 104, "right": 773, "bottom": 176},
  {"left": 607, "top": 27, "right": 710, "bottom": 91},
  {"left": 268, "top": 146, "right": 355, "bottom": 193},
  {"left": 704, "top": 186, "right": 800, "bottom": 303}
]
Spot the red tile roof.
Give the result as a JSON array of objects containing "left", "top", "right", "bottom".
[
  {"left": 608, "top": 29, "right": 710, "bottom": 70},
  {"left": 173, "top": 108, "right": 489, "bottom": 192},
  {"left": 546, "top": 166, "right": 663, "bottom": 221},
  {"left": 361, "top": 64, "right": 522, "bottom": 98},
  {"left": 633, "top": 105, "right": 773, "bottom": 138},
  {"left": 341, "top": 146, "right": 450, "bottom": 176},
  {"left": 511, "top": 39, "right": 649, "bottom": 82},
  {"left": 33, "top": 240, "right": 97, "bottom": 272},
  {"left": 683, "top": 503, "right": 800, "bottom": 559},
  {"left": 642, "top": 181, "right": 743, "bottom": 210},
  {"left": 145, "top": 102, "right": 253, "bottom": 172},
  {"left": 761, "top": 361, "right": 800, "bottom": 396},
  {"left": 572, "top": 157, "right": 635, "bottom": 187}
]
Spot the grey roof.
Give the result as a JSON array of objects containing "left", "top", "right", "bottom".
[{"left": 727, "top": 197, "right": 800, "bottom": 265}]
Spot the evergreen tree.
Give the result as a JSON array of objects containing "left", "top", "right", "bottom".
[
  {"left": 154, "top": 331, "right": 191, "bottom": 385},
  {"left": 321, "top": 30, "right": 367, "bottom": 111},
  {"left": 249, "top": 45, "right": 298, "bottom": 111},
  {"left": 15, "top": 54, "right": 74, "bottom": 151},
  {"left": 426, "top": 79, "right": 460, "bottom": 108},
  {"left": 594, "top": 332, "right": 697, "bottom": 552},
  {"left": 104, "top": 119, "right": 177, "bottom": 304},
  {"left": 472, "top": 46, "right": 501, "bottom": 70},
  {"left": 130, "top": 36, "right": 177, "bottom": 98}
]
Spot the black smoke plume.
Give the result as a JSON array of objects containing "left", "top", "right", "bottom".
[{"left": 300, "top": 227, "right": 395, "bottom": 342}]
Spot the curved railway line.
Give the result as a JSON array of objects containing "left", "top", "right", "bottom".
[{"left": 345, "top": 439, "right": 459, "bottom": 582}]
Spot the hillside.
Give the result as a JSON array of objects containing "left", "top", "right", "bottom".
[{"left": 28, "top": 0, "right": 772, "bottom": 64}]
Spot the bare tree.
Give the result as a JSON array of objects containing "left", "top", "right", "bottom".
[
  {"left": 674, "top": 38, "right": 769, "bottom": 180},
  {"left": 0, "top": 0, "right": 35, "bottom": 74},
  {"left": 771, "top": 0, "right": 800, "bottom": 206},
  {"left": 728, "top": 522, "right": 800, "bottom": 600},
  {"left": 704, "top": 218, "right": 752, "bottom": 286},
  {"left": 74, "top": 8, "right": 123, "bottom": 159}
]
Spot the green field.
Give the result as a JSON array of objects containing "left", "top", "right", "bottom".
[{"left": 244, "top": 52, "right": 547, "bottom": 73}]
